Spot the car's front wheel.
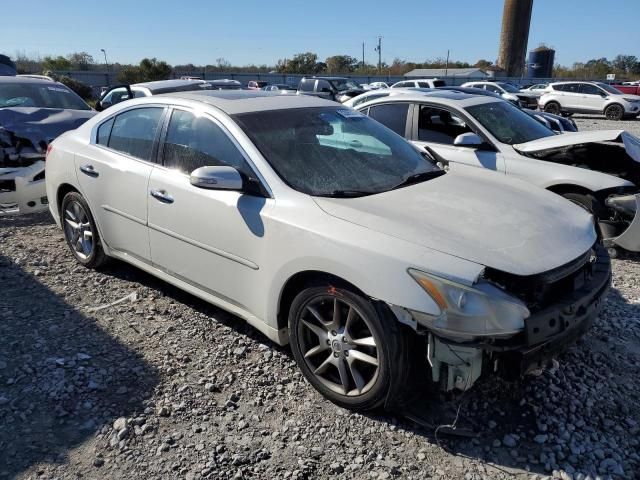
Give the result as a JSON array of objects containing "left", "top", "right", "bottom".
[
  {"left": 61, "top": 191, "right": 107, "bottom": 269},
  {"left": 289, "top": 284, "right": 411, "bottom": 411},
  {"left": 604, "top": 103, "right": 624, "bottom": 121}
]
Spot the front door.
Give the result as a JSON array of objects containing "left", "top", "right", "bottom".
[
  {"left": 147, "top": 108, "right": 272, "bottom": 312},
  {"left": 410, "top": 104, "right": 505, "bottom": 172},
  {"left": 579, "top": 83, "right": 607, "bottom": 112},
  {"left": 74, "top": 106, "right": 165, "bottom": 261}
]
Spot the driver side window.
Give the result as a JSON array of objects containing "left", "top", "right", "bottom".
[
  {"left": 417, "top": 105, "right": 472, "bottom": 144},
  {"left": 162, "top": 109, "right": 252, "bottom": 177}
]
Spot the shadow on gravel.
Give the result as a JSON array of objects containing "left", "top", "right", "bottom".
[
  {"left": 85, "top": 256, "right": 638, "bottom": 478},
  {"left": 0, "top": 253, "right": 159, "bottom": 478}
]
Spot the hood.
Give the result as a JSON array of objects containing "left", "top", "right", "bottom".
[
  {"left": 514, "top": 129, "right": 640, "bottom": 163},
  {"left": 0, "top": 107, "right": 95, "bottom": 168},
  {"left": 314, "top": 168, "right": 596, "bottom": 276}
]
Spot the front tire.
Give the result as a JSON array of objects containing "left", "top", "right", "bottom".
[
  {"left": 61, "top": 192, "right": 107, "bottom": 269},
  {"left": 604, "top": 103, "right": 624, "bottom": 121},
  {"left": 288, "top": 284, "right": 411, "bottom": 411}
]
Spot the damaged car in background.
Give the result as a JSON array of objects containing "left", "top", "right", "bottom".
[
  {"left": 0, "top": 76, "right": 95, "bottom": 214},
  {"left": 356, "top": 91, "right": 640, "bottom": 257},
  {"left": 46, "top": 92, "right": 610, "bottom": 409}
]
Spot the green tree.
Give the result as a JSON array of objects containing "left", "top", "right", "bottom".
[
  {"left": 138, "top": 58, "right": 172, "bottom": 81},
  {"left": 43, "top": 55, "right": 71, "bottom": 71},
  {"left": 117, "top": 65, "right": 143, "bottom": 84},
  {"left": 277, "top": 52, "right": 324, "bottom": 74},
  {"left": 474, "top": 59, "right": 493, "bottom": 69},
  {"left": 67, "top": 52, "right": 94, "bottom": 71},
  {"left": 612, "top": 54, "right": 639, "bottom": 74},
  {"left": 325, "top": 55, "right": 358, "bottom": 73}
]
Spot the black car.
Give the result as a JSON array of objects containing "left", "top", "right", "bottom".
[{"left": 298, "top": 76, "right": 364, "bottom": 103}]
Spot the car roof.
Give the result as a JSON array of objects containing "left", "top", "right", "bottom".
[
  {"left": 305, "top": 76, "right": 349, "bottom": 81},
  {"left": 0, "top": 75, "right": 65, "bottom": 85},
  {"left": 158, "top": 90, "right": 336, "bottom": 114},
  {"left": 133, "top": 79, "right": 208, "bottom": 91},
  {"left": 357, "top": 90, "right": 499, "bottom": 107}
]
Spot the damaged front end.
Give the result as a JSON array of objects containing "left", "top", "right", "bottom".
[
  {"left": 0, "top": 107, "right": 95, "bottom": 215},
  {"left": 394, "top": 244, "right": 611, "bottom": 392},
  {"left": 602, "top": 191, "right": 640, "bottom": 253}
]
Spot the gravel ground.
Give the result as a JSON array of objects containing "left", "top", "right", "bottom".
[
  {"left": 1, "top": 117, "right": 639, "bottom": 480},
  {"left": 572, "top": 114, "right": 640, "bottom": 135}
]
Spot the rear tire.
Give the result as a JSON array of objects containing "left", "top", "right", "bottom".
[
  {"left": 544, "top": 101, "right": 561, "bottom": 115},
  {"left": 604, "top": 103, "right": 624, "bottom": 121},
  {"left": 61, "top": 192, "right": 107, "bottom": 269},
  {"left": 288, "top": 283, "right": 412, "bottom": 411}
]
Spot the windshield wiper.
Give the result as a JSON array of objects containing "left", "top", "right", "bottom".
[
  {"left": 391, "top": 170, "right": 445, "bottom": 190},
  {"left": 316, "top": 189, "right": 377, "bottom": 198}
]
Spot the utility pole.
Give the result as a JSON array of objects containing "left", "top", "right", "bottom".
[
  {"left": 100, "top": 49, "right": 109, "bottom": 71},
  {"left": 445, "top": 49, "right": 450, "bottom": 76},
  {"left": 374, "top": 36, "right": 382, "bottom": 73},
  {"left": 362, "top": 42, "right": 365, "bottom": 70}
]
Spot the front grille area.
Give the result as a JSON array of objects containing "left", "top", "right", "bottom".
[
  {"left": 0, "top": 178, "right": 16, "bottom": 192},
  {"left": 483, "top": 248, "right": 594, "bottom": 313}
]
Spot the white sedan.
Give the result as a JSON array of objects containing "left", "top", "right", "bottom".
[
  {"left": 354, "top": 90, "right": 640, "bottom": 256},
  {"left": 46, "top": 91, "right": 608, "bottom": 410}
]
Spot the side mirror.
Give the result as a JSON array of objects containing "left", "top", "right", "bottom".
[
  {"left": 190, "top": 165, "right": 243, "bottom": 191},
  {"left": 94, "top": 100, "right": 109, "bottom": 112},
  {"left": 453, "top": 132, "right": 484, "bottom": 148}
]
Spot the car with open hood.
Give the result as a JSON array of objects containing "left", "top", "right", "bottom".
[
  {"left": 0, "top": 76, "right": 95, "bottom": 214},
  {"left": 355, "top": 90, "right": 640, "bottom": 257},
  {"left": 45, "top": 91, "right": 609, "bottom": 411}
]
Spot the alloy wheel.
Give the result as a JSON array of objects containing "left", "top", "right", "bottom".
[
  {"left": 297, "top": 295, "right": 380, "bottom": 397},
  {"left": 63, "top": 200, "right": 94, "bottom": 259}
]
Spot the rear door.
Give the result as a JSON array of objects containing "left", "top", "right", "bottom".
[{"left": 75, "top": 106, "right": 166, "bottom": 261}]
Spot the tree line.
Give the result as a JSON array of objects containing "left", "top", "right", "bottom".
[{"left": 8, "top": 50, "right": 640, "bottom": 83}]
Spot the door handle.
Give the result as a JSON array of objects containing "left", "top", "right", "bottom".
[
  {"left": 79, "top": 164, "right": 99, "bottom": 177},
  {"left": 150, "top": 189, "right": 174, "bottom": 204}
]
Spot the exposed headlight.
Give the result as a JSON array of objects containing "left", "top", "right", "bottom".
[
  {"left": 623, "top": 97, "right": 640, "bottom": 103},
  {"left": 408, "top": 269, "right": 530, "bottom": 338}
]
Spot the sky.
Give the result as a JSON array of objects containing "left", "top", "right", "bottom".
[{"left": 1, "top": 0, "right": 639, "bottom": 68}]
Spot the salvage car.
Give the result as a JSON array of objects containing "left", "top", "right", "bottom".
[
  {"left": 0, "top": 76, "right": 95, "bottom": 214},
  {"left": 461, "top": 81, "right": 539, "bottom": 109},
  {"left": 297, "top": 76, "right": 365, "bottom": 103},
  {"left": 355, "top": 90, "right": 640, "bottom": 257},
  {"left": 346, "top": 87, "right": 578, "bottom": 132},
  {"left": 96, "top": 79, "right": 215, "bottom": 111},
  {"left": 46, "top": 91, "right": 609, "bottom": 410}
]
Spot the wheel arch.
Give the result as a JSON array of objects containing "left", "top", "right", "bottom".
[
  {"left": 56, "top": 183, "right": 81, "bottom": 217},
  {"left": 546, "top": 183, "right": 594, "bottom": 197},
  {"left": 277, "top": 270, "right": 368, "bottom": 331}
]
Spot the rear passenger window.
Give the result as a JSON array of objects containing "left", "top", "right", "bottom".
[
  {"left": 108, "top": 107, "right": 163, "bottom": 161},
  {"left": 367, "top": 103, "right": 409, "bottom": 136},
  {"left": 162, "top": 109, "right": 251, "bottom": 176},
  {"left": 565, "top": 84, "right": 581, "bottom": 93},
  {"left": 97, "top": 117, "right": 114, "bottom": 145}
]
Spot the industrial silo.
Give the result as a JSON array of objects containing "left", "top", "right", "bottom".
[{"left": 527, "top": 46, "right": 555, "bottom": 78}]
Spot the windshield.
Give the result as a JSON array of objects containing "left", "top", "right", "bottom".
[
  {"left": 330, "top": 79, "right": 361, "bottom": 91},
  {"left": 233, "top": 107, "right": 441, "bottom": 197},
  {"left": 466, "top": 101, "right": 555, "bottom": 145},
  {"left": 0, "top": 82, "right": 91, "bottom": 110},
  {"left": 498, "top": 83, "right": 520, "bottom": 93},
  {"left": 597, "top": 83, "right": 623, "bottom": 95}
]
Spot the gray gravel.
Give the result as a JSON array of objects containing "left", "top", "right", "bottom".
[{"left": 1, "top": 117, "right": 639, "bottom": 480}]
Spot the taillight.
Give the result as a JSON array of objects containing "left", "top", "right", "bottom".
[{"left": 45, "top": 143, "right": 53, "bottom": 160}]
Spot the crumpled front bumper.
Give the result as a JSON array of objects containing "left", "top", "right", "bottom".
[
  {"left": 0, "top": 161, "right": 48, "bottom": 215},
  {"left": 604, "top": 193, "right": 640, "bottom": 251},
  {"left": 496, "top": 244, "right": 611, "bottom": 379}
]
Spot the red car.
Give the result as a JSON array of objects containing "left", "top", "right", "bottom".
[{"left": 613, "top": 83, "right": 640, "bottom": 95}]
